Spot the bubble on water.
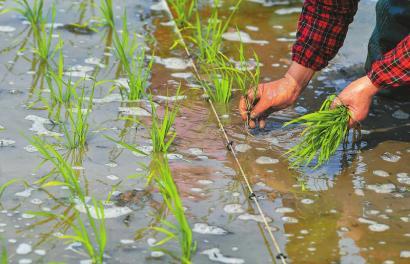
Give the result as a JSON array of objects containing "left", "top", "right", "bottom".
[
  {"left": 354, "top": 189, "right": 364, "bottom": 196},
  {"left": 75, "top": 200, "right": 132, "bottom": 219},
  {"left": 21, "top": 213, "right": 35, "bottom": 219},
  {"left": 400, "top": 217, "right": 409, "bottom": 223},
  {"left": 167, "top": 153, "right": 183, "bottom": 160},
  {"left": 366, "top": 183, "right": 396, "bottom": 194},
  {"left": 118, "top": 107, "right": 151, "bottom": 116},
  {"left": 198, "top": 179, "right": 213, "bottom": 185},
  {"left": 275, "top": 207, "right": 294, "bottom": 214},
  {"left": 24, "top": 145, "right": 37, "bottom": 153},
  {"left": 300, "top": 230, "right": 309, "bottom": 235},
  {"left": 282, "top": 216, "right": 298, "bottom": 223},
  {"left": 18, "top": 259, "right": 32, "bottom": 264},
  {"left": 150, "top": 1, "right": 167, "bottom": 11},
  {"left": 373, "top": 170, "right": 390, "bottom": 177},
  {"left": 15, "top": 188, "right": 34, "bottom": 198},
  {"left": 307, "top": 247, "right": 316, "bottom": 252},
  {"left": 151, "top": 251, "right": 164, "bottom": 258},
  {"left": 272, "top": 63, "right": 280, "bottom": 67},
  {"left": 120, "top": 239, "right": 134, "bottom": 244},
  {"left": 201, "top": 248, "right": 245, "bottom": 264},
  {"left": 392, "top": 110, "right": 409, "bottom": 120},
  {"left": 106, "top": 175, "right": 119, "bottom": 181},
  {"left": 256, "top": 156, "right": 279, "bottom": 164},
  {"left": 234, "top": 144, "right": 251, "bottom": 153},
  {"left": 105, "top": 162, "right": 118, "bottom": 168},
  {"left": 0, "top": 26, "right": 16, "bottom": 32},
  {"left": 152, "top": 56, "right": 191, "bottom": 70},
  {"left": 190, "top": 187, "right": 203, "bottom": 193},
  {"left": 84, "top": 57, "right": 105, "bottom": 68},
  {"left": 34, "top": 249, "right": 46, "bottom": 256},
  {"left": 170, "top": 72, "right": 192, "bottom": 79},
  {"left": 193, "top": 223, "right": 228, "bottom": 235},
  {"left": 400, "top": 251, "right": 410, "bottom": 258},
  {"left": 147, "top": 238, "right": 156, "bottom": 246},
  {"left": 188, "top": 148, "right": 203, "bottom": 155},
  {"left": 358, "top": 217, "right": 377, "bottom": 225},
  {"left": 16, "top": 243, "right": 32, "bottom": 255},
  {"left": 301, "top": 199, "right": 314, "bottom": 205},
  {"left": 369, "top": 223, "right": 389, "bottom": 232},
  {"left": 238, "top": 213, "right": 272, "bottom": 223},
  {"left": 380, "top": 152, "right": 401, "bottom": 163},
  {"left": 232, "top": 192, "right": 240, "bottom": 197},
  {"left": 25, "top": 115, "right": 63, "bottom": 137},
  {"left": 222, "top": 31, "right": 268, "bottom": 45},
  {"left": 88, "top": 93, "right": 122, "bottom": 104},
  {"left": 0, "top": 139, "right": 15, "bottom": 147},
  {"left": 245, "top": 25, "right": 259, "bottom": 32},
  {"left": 397, "top": 172, "right": 410, "bottom": 185},
  {"left": 275, "top": 7, "right": 302, "bottom": 15},
  {"left": 367, "top": 210, "right": 380, "bottom": 215},
  {"left": 223, "top": 204, "right": 244, "bottom": 214}
]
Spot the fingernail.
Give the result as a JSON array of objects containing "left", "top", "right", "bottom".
[{"left": 250, "top": 112, "right": 256, "bottom": 119}]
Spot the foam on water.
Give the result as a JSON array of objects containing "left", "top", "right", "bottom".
[
  {"left": 234, "top": 144, "right": 251, "bottom": 153},
  {"left": 366, "top": 183, "right": 396, "bottom": 194},
  {"left": 156, "top": 95, "right": 187, "bottom": 102},
  {"left": 201, "top": 248, "right": 245, "bottom": 264},
  {"left": 256, "top": 156, "right": 279, "bottom": 164},
  {"left": 275, "top": 207, "right": 295, "bottom": 214},
  {"left": 222, "top": 31, "right": 268, "bottom": 45},
  {"left": 75, "top": 201, "right": 132, "bottom": 219},
  {"left": 275, "top": 7, "right": 302, "bottom": 15},
  {"left": 152, "top": 56, "right": 191, "bottom": 70},
  {"left": 88, "top": 93, "right": 122, "bottom": 103},
  {"left": 25, "top": 115, "right": 63, "bottom": 137},
  {"left": 238, "top": 213, "right": 272, "bottom": 223},
  {"left": 373, "top": 170, "right": 390, "bottom": 177},
  {"left": 193, "top": 223, "right": 228, "bottom": 235},
  {"left": 223, "top": 204, "right": 245, "bottom": 214},
  {"left": 118, "top": 107, "right": 151, "bottom": 116},
  {"left": 0, "top": 26, "right": 16, "bottom": 32},
  {"left": 380, "top": 152, "right": 401, "bottom": 163},
  {"left": 16, "top": 243, "right": 32, "bottom": 255},
  {"left": 0, "top": 139, "right": 15, "bottom": 147}
]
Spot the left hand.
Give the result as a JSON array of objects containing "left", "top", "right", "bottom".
[{"left": 332, "top": 76, "right": 380, "bottom": 127}]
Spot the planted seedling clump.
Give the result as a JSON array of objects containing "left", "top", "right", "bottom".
[{"left": 284, "top": 95, "right": 352, "bottom": 168}]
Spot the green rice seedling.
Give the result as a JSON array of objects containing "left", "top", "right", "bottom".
[
  {"left": 202, "top": 68, "right": 234, "bottom": 103},
  {"left": 190, "top": 0, "right": 242, "bottom": 64},
  {"left": 167, "top": 0, "right": 196, "bottom": 27},
  {"left": 1, "top": 0, "right": 44, "bottom": 29},
  {"left": 99, "top": 0, "right": 115, "bottom": 28},
  {"left": 29, "top": 137, "right": 107, "bottom": 263},
  {"left": 149, "top": 155, "right": 196, "bottom": 263},
  {"left": 149, "top": 95, "right": 180, "bottom": 153},
  {"left": 113, "top": 13, "right": 153, "bottom": 100},
  {"left": 32, "top": 5, "right": 62, "bottom": 62},
  {"left": 283, "top": 95, "right": 351, "bottom": 168},
  {"left": 0, "top": 179, "right": 21, "bottom": 200},
  {"left": 0, "top": 237, "right": 6, "bottom": 264},
  {"left": 44, "top": 43, "right": 79, "bottom": 121},
  {"left": 61, "top": 83, "right": 95, "bottom": 149}
]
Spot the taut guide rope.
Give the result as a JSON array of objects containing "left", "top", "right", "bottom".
[{"left": 161, "top": 1, "right": 288, "bottom": 263}]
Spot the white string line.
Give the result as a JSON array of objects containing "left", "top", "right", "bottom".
[{"left": 160, "top": 1, "right": 287, "bottom": 263}]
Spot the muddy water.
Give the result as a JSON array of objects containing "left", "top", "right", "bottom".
[{"left": 0, "top": 0, "right": 409, "bottom": 263}]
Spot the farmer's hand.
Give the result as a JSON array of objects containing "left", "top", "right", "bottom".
[
  {"left": 239, "top": 62, "right": 315, "bottom": 128},
  {"left": 333, "top": 76, "right": 379, "bottom": 127}
]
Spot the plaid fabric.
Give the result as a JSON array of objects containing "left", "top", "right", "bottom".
[
  {"left": 367, "top": 35, "right": 410, "bottom": 89},
  {"left": 292, "top": 0, "right": 359, "bottom": 71}
]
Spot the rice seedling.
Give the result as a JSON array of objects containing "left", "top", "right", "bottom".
[
  {"left": 113, "top": 13, "right": 153, "bottom": 100},
  {"left": 0, "top": 238, "right": 6, "bottom": 264},
  {"left": 1, "top": 0, "right": 44, "bottom": 29},
  {"left": 283, "top": 95, "right": 351, "bottom": 168},
  {"left": 149, "top": 94, "right": 180, "bottom": 153},
  {"left": 190, "top": 0, "right": 242, "bottom": 64},
  {"left": 167, "top": 0, "right": 196, "bottom": 27},
  {"left": 44, "top": 44, "right": 77, "bottom": 121},
  {"left": 148, "top": 155, "right": 196, "bottom": 263},
  {"left": 202, "top": 69, "right": 234, "bottom": 103},
  {"left": 99, "top": 0, "right": 115, "bottom": 28},
  {"left": 29, "top": 136, "right": 107, "bottom": 263},
  {"left": 61, "top": 83, "right": 95, "bottom": 149},
  {"left": 32, "top": 5, "right": 62, "bottom": 62}
]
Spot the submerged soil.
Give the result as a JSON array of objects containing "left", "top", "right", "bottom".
[{"left": 0, "top": 0, "right": 409, "bottom": 263}]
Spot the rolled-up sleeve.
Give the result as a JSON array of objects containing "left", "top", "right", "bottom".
[
  {"left": 367, "top": 35, "right": 410, "bottom": 89},
  {"left": 292, "top": 0, "right": 359, "bottom": 71}
]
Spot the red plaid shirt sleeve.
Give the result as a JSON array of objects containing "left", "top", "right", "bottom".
[
  {"left": 367, "top": 35, "right": 410, "bottom": 89},
  {"left": 292, "top": 0, "right": 359, "bottom": 71}
]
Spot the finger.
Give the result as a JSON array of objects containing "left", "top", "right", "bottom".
[
  {"left": 239, "top": 96, "right": 249, "bottom": 121},
  {"left": 259, "top": 117, "right": 266, "bottom": 129},
  {"left": 249, "top": 119, "right": 256, "bottom": 129},
  {"left": 250, "top": 98, "right": 273, "bottom": 119},
  {"left": 331, "top": 96, "right": 343, "bottom": 109},
  {"left": 246, "top": 84, "right": 262, "bottom": 104}
]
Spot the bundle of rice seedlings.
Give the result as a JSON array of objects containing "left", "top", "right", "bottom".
[{"left": 284, "top": 95, "right": 351, "bottom": 168}]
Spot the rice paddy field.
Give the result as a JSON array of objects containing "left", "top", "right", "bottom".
[{"left": 0, "top": 0, "right": 409, "bottom": 263}]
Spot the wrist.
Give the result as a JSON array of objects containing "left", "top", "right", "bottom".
[
  {"left": 362, "top": 76, "right": 380, "bottom": 97},
  {"left": 286, "top": 61, "right": 315, "bottom": 91}
]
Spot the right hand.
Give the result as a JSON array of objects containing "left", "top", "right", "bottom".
[{"left": 239, "top": 73, "right": 302, "bottom": 128}]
